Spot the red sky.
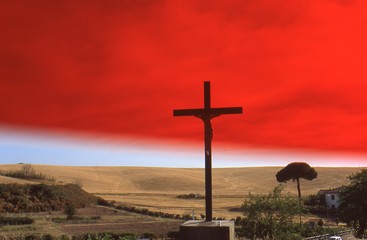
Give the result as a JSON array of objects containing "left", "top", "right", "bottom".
[{"left": 1, "top": 0, "right": 367, "bottom": 158}]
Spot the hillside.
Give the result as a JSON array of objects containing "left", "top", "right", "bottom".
[
  {"left": 0, "top": 183, "right": 100, "bottom": 213},
  {"left": 0, "top": 164, "right": 363, "bottom": 219},
  {"left": 0, "top": 164, "right": 361, "bottom": 196}
]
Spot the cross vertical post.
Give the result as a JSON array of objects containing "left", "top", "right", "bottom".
[
  {"left": 204, "top": 82, "right": 213, "bottom": 221},
  {"left": 173, "top": 81, "right": 243, "bottom": 222}
]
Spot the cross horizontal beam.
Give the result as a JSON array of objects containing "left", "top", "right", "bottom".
[{"left": 173, "top": 107, "right": 242, "bottom": 117}]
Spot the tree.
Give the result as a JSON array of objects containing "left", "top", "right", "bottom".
[
  {"left": 276, "top": 162, "right": 318, "bottom": 199},
  {"left": 73, "top": 178, "right": 83, "bottom": 188},
  {"left": 20, "top": 164, "right": 35, "bottom": 179},
  {"left": 239, "top": 185, "right": 303, "bottom": 240},
  {"left": 64, "top": 203, "right": 76, "bottom": 220},
  {"left": 338, "top": 170, "right": 367, "bottom": 238}
]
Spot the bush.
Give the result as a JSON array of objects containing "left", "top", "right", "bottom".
[
  {"left": 0, "top": 183, "right": 101, "bottom": 213},
  {"left": 64, "top": 204, "right": 76, "bottom": 220},
  {"left": 119, "top": 234, "right": 137, "bottom": 240},
  {"left": 167, "top": 231, "right": 180, "bottom": 240},
  {"left": 40, "top": 234, "right": 54, "bottom": 240},
  {"left": 176, "top": 193, "right": 204, "bottom": 199},
  {"left": 182, "top": 214, "right": 192, "bottom": 221},
  {"left": 239, "top": 185, "right": 303, "bottom": 239},
  {"left": 73, "top": 178, "right": 83, "bottom": 188},
  {"left": 96, "top": 198, "right": 110, "bottom": 207},
  {"left": 70, "top": 233, "right": 137, "bottom": 240},
  {"left": 25, "top": 235, "right": 38, "bottom": 240},
  {"left": 58, "top": 235, "right": 70, "bottom": 240},
  {"left": 0, "top": 164, "right": 55, "bottom": 182},
  {"left": 141, "top": 233, "right": 157, "bottom": 240},
  {"left": 0, "top": 216, "right": 34, "bottom": 225}
]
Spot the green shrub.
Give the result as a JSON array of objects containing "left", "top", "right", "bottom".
[
  {"left": 64, "top": 204, "right": 76, "bottom": 220},
  {"left": 40, "top": 234, "right": 54, "bottom": 240},
  {"left": 167, "top": 231, "right": 180, "bottom": 240},
  {"left": 176, "top": 193, "right": 204, "bottom": 199},
  {"left": 69, "top": 233, "right": 137, "bottom": 240},
  {"left": 119, "top": 234, "right": 137, "bottom": 240},
  {"left": 141, "top": 233, "right": 157, "bottom": 240},
  {"left": 0, "top": 183, "right": 101, "bottom": 213},
  {"left": 0, "top": 216, "right": 34, "bottom": 225},
  {"left": 25, "top": 235, "right": 38, "bottom": 240},
  {"left": 96, "top": 198, "right": 110, "bottom": 207},
  {"left": 58, "top": 235, "right": 70, "bottom": 240},
  {"left": 182, "top": 214, "right": 192, "bottom": 220}
]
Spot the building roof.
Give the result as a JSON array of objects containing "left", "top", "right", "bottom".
[{"left": 318, "top": 187, "right": 342, "bottom": 195}]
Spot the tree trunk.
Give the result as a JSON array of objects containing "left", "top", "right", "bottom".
[
  {"left": 296, "top": 178, "right": 302, "bottom": 224},
  {"left": 357, "top": 219, "right": 366, "bottom": 238},
  {"left": 296, "top": 178, "right": 301, "bottom": 198}
]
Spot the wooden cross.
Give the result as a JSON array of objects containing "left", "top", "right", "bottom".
[{"left": 173, "top": 81, "right": 243, "bottom": 221}]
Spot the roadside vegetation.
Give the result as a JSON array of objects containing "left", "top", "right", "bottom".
[
  {"left": 236, "top": 185, "right": 349, "bottom": 240},
  {"left": 339, "top": 169, "right": 367, "bottom": 238}
]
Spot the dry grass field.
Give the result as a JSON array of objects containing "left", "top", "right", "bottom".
[
  {"left": 0, "top": 205, "right": 182, "bottom": 237},
  {"left": 0, "top": 164, "right": 363, "bottom": 220}
]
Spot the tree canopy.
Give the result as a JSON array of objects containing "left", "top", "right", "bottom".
[
  {"left": 276, "top": 162, "right": 318, "bottom": 198},
  {"left": 239, "top": 185, "right": 303, "bottom": 240},
  {"left": 338, "top": 169, "right": 367, "bottom": 238}
]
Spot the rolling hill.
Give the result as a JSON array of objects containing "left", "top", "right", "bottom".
[
  {"left": 0, "top": 164, "right": 362, "bottom": 219},
  {"left": 0, "top": 164, "right": 361, "bottom": 196}
]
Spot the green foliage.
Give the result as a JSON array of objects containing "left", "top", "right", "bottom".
[
  {"left": 304, "top": 193, "right": 325, "bottom": 208},
  {"left": 141, "top": 233, "right": 157, "bottom": 239},
  {"left": 276, "top": 162, "right": 318, "bottom": 182},
  {"left": 296, "top": 223, "right": 349, "bottom": 239},
  {"left": 70, "top": 233, "right": 137, "bottom": 240},
  {"left": 40, "top": 234, "right": 54, "bottom": 240},
  {"left": 304, "top": 193, "right": 327, "bottom": 215},
  {"left": 96, "top": 198, "right": 111, "bottom": 207},
  {"left": 338, "top": 169, "right": 367, "bottom": 237},
  {"left": 59, "top": 235, "right": 70, "bottom": 240},
  {"left": 181, "top": 214, "right": 192, "bottom": 221},
  {"left": 0, "top": 183, "right": 100, "bottom": 213},
  {"left": 0, "top": 216, "right": 34, "bottom": 225},
  {"left": 0, "top": 232, "right": 157, "bottom": 240},
  {"left": 276, "top": 162, "right": 318, "bottom": 198},
  {"left": 239, "top": 185, "right": 303, "bottom": 240},
  {"left": 176, "top": 193, "right": 204, "bottom": 199},
  {"left": 118, "top": 234, "right": 137, "bottom": 240},
  {"left": 64, "top": 204, "right": 76, "bottom": 220},
  {"left": 167, "top": 231, "right": 180, "bottom": 240}
]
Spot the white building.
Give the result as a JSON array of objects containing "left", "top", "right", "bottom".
[{"left": 321, "top": 189, "right": 341, "bottom": 210}]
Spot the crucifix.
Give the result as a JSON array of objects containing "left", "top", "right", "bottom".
[{"left": 173, "top": 81, "right": 243, "bottom": 221}]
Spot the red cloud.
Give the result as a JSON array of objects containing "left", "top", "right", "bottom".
[{"left": 1, "top": 0, "right": 367, "bottom": 154}]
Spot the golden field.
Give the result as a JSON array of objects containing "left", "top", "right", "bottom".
[{"left": 0, "top": 164, "right": 362, "bottom": 220}]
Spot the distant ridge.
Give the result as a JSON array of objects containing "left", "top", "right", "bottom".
[{"left": 0, "top": 164, "right": 363, "bottom": 196}]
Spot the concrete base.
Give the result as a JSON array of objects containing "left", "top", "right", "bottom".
[{"left": 179, "top": 220, "right": 234, "bottom": 240}]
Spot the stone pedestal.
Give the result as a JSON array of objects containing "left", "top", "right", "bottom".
[{"left": 179, "top": 220, "right": 234, "bottom": 240}]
